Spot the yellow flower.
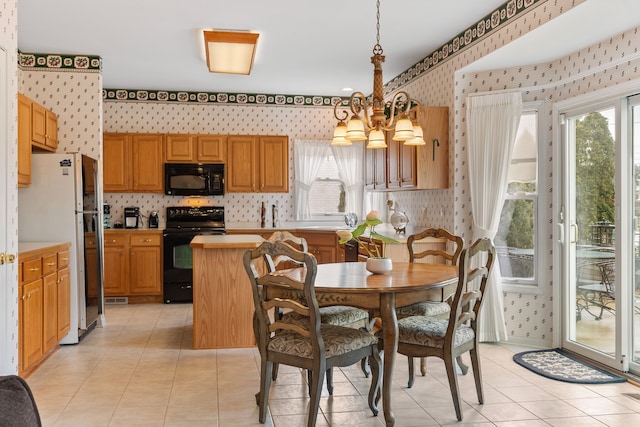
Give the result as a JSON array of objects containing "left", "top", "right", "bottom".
[
  {"left": 336, "top": 210, "right": 398, "bottom": 258},
  {"left": 336, "top": 230, "right": 353, "bottom": 242}
]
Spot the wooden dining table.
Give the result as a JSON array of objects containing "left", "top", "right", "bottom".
[{"left": 276, "top": 261, "right": 459, "bottom": 426}]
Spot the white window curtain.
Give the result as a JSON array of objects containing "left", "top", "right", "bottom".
[
  {"left": 466, "top": 91, "right": 522, "bottom": 343},
  {"left": 294, "top": 140, "right": 330, "bottom": 220},
  {"left": 331, "top": 143, "right": 364, "bottom": 217}
]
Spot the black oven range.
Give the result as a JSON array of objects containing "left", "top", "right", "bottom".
[{"left": 163, "top": 206, "right": 225, "bottom": 303}]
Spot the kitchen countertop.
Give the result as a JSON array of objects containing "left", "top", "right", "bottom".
[
  {"left": 19, "top": 241, "right": 71, "bottom": 257},
  {"left": 225, "top": 222, "right": 437, "bottom": 244},
  {"left": 190, "top": 234, "right": 265, "bottom": 249}
]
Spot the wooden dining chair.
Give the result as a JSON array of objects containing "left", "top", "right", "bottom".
[
  {"left": 397, "top": 228, "right": 464, "bottom": 380},
  {"left": 244, "top": 241, "right": 382, "bottom": 427},
  {"left": 265, "top": 231, "right": 372, "bottom": 390},
  {"left": 377, "top": 237, "right": 495, "bottom": 421}
]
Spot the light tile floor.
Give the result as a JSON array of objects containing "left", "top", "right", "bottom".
[{"left": 26, "top": 303, "right": 640, "bottom": 426}]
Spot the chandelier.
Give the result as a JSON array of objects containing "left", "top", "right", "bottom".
[{"left": 331, "top": 0, "right": 424, "bottom": 149}]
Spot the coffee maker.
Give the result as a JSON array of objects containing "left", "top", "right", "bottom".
[
  {"left": 124, "top": 207, "right": 140, "bottom": 229},
  {"left": 149, "top": 211, "right": 159, "bottom": 228}
]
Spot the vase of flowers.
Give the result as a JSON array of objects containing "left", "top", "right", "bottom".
[{"left": 337, "top": 210, "right": 399, "bottom": 274}]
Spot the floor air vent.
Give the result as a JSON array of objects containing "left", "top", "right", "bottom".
[{"left": 105, "top": 297, "right": 128, "bottom": 305}]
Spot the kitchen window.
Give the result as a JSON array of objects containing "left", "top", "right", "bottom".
[
  {"left": 294, "top": 140, "right": 364, "bottom": 221},
  {"left": 308, "top": 153, "right": 346, "bottom": 218},
  {"left": 495, "top": 109, "right": 539, "bottom": 287}
]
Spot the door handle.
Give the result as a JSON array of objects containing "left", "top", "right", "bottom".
[{"left": 570, "top": 224, "right": 578, "bottom": 244}]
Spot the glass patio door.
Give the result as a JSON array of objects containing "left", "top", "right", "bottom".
[
  {"left": 562, "top": 104, "right": 620, "bottom": 369},
  {"left": 561, "top": 94, "right": 640, "bottom": 374}
]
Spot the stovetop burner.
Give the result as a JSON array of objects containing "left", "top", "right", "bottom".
[{"left": 165, "top": 206, "right": 225, "bottom": 231}]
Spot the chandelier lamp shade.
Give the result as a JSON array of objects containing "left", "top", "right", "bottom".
[{"left": 331, "top": 0, "right": 424, "bottom": 149}]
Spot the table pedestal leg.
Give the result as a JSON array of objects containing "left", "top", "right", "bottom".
[{"left": 380, "top": 293, "right": 397, "bottom": 426}]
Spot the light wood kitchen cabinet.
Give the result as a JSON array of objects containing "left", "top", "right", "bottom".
[
  {"left": 387, "top": 136, "right": 417, "bottom": 189},
  {"left": 42, "top": 253, "right": 58, "bottom": 353},
  {"left": 21, "top": 278, "right": 43, "bottom": 373},
  {"left": 365, "top": 129, "right": 416, "bottom": 190},
  {"left": 99, "top": 230, "right": 163, "bottom": 302},
  {"left": 103, "top": 133, "right": 163, "bottom": 193},
  {"left": 17, "top": 93, "right": 60, "bottom": 187},
  {"left": 364, "top": 145, "right": 387, "bottom": 190},
  {"left": 415, "top": 106, "right": 449, "bottom": 189},
  {"left": 129, "top": 233, "right": 162, "bottom": 295},
  {"left": 101, "top": 234, "right": 128, "bottom": 296},
  {"left": 18, "top": 242, "right": 71, "bottom": 376},
  {"left": 30, "top": 98, "right": 58, "bottom": 151},
  {"left": 132, "top": 134, "right": 164, "bottom": 191},
  {"left": 226, "top": 135, "right": 289, "bottom": 193},
  {"left": 18, "top": 93, "right": 32, "bottom": 187},
  {"left": 226, "top": 228, "right": 338, "bottom": 264},
  {"left": 165, "top": 134, "right": 226, "bottom": 163},
  {"left": 296, "top": 231, "right": 338, "bottom": 264},
  {"left": 56, "top": 251, "right": 71, "bottom": 341},
  {"left": 103, "top": 133, "right": 129, "bottom": 191},
  {"left": 364, "top": 106, "right": 448, "bottom": 190}
]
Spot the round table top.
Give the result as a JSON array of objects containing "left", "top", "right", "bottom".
[{"left": 278, "top": 261, "right": 459, "bottom": 293}]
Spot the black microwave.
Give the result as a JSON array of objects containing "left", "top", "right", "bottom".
[{"left": 164, "top": 163, "right": 224, "bottom": 196}]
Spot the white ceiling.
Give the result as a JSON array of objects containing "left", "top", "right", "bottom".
[{"left": 16, "top": 0, "right": 640, "bottom": 97}]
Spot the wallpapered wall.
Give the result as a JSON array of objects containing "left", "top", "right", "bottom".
[
  {"left": 17, "top": 0, "right": 637, "bottom": 348},
  {"left": 1, "top": 0, "right": 20, "bottom": 375}
]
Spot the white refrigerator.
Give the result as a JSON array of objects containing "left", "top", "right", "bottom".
[{"left": 18, "top": 152, "right": 105, "bottom": 344}]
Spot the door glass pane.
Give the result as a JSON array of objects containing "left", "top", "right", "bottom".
[{"left": 573, "top": 108, "right": 616, "bottom": 356}]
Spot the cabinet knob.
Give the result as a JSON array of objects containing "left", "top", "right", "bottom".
[
  {"left": 61, "top": 257, "right": 69, "bottom": 261},
  {"left": 142, "top": 239, "right": 152, "bottom": 242},
  {"left": 29, "top": 267, "right": 40, "bottom": 272},
  {"left": 46, "top": 262, "right": 56, "bottom": 266}
]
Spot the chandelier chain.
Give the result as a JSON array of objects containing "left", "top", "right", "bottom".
[{"left": 373, "top": 0, "right": 383, "bottom": 55}]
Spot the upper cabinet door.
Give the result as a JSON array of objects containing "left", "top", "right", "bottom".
[
  {"left": 259, "top": 136, "right": 288, "bottom": 193},
  {"left": 227, "top": 135, "right": 258, "bottom": 192},
  {"left": 165, "top": 134, "right": 195, "bottom": 162},
  {"left": 131, "top": 134, "right": 163, "bottom": 192},
  {"left": 416, "top": 106, "right": 449, "bottom": 189},
  {"left": 103, "top": 133, "right": 130, "bottom": 192},
  {"left": 18, "top": 94, "right": 32, "bottom": 187},
  {"left": 197, "top": 135, "right": 226, "bottom": 163}
]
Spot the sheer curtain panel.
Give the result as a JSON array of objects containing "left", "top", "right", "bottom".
[
  {"left": 331, "top": 144, "right": 364, "bottom": 217},
  {"left": 466, "top": 91, "right": 522, "bottom": 342},
  {"left": 294, "top": 140, "right": 329, "bottom": 220}
]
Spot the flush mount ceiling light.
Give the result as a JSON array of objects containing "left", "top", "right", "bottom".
[
  {"left": 203, "top": 30, "right": 259, "bottom": 75},
  {"left": 331, "top": 0, "right": 424, "bottom": 148}
]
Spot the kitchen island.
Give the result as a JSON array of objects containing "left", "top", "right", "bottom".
[{"left": 190, "top": 234, "right": 264, "bottom": 349}]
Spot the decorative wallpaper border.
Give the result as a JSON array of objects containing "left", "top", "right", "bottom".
[
  {"left": 384, "top": 0, "right": 542, "bottom": 93},
  {"left": 18, "top": 51, "right": 101, "bottom": 71},
  {"left": 19, "top": 0, "right": 543, "bottom": 105},
  {"left": 101, "top": 89, "right": 346, "bottom": 107}
]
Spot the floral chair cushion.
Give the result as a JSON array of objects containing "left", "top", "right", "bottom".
[
  {"left": 378, "top": 316, "right": 474, "bottom": 349},
  {"left": 283, "top": 305, "right": 368, "bottom": 327},
  {"left": 269, "top": 324, "right": 378, "bottom": 358},
  {"left": 395, "top": 301, "right": 450, "bottom": 319}
]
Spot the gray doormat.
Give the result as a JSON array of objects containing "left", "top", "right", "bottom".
[{"left": 513, "top": 348, "right": 627, "bottom": 384}]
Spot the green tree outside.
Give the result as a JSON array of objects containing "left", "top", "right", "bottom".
[{"left": 575, "top": 112, "right": 615, "bottom": 244}]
